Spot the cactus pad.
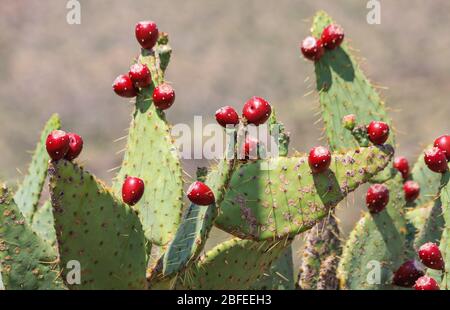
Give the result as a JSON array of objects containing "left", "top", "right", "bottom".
[
  {"left": 337, "top": 174, "right": 409, "bottom": 289},
  {"left": 215, "top": 145, "right": 394, "bottom": 240},
  {"left": 113, "top": 48, "right": 183, "bottom": 246},
  {"left": 177, "top": 238, "right": 289, "bottom": 289},
  {"left": 160, "top": 155, "right": 236, "bottom": 278},
  {"left": 31, "top": 200, "right": 57, "bottom": 247},
  {"left": 438, "top": 171, "right": 450, "bottom": 288},
  {"left": 311, "top": 11, "right": 394, "bottom": 151},
  {"left": 14, "top": 114, "right": 61, "bottom": 222},
  {"left": 0, "top": 185, "right": 64, "bottom": 289},
  {"left": 49, "top": 161, "right": 147, "bottom": 289}
]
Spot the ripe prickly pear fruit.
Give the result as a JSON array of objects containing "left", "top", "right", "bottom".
[
  {"left": 153, "top": 83, "right": 175, "bottom": 110},
  {"left": 308, "top": 146, "right": 331, "bottom": 174},
  {"left": 321, "top": 24, "right": 344, "bottom": 50},
  {"left": 414, "top": 276, "right": 440, "bottom": 290},
  {"left": 113, "top": 74, "right": 138, "bottom": 98},
  {"left": 46, "top": 130, "right": 70, "bottom": 160},
  {"left": 135, "top": 21, "right": 159, "bottom": 50},
  {"left": 366, "top": 184, "right": 389, "bottom": 214},
  {"left": 424, "top": 147, "right": 448, "bottom": 173},
  {"left": 367, "top": 121, "right": 389, "bottom": 145},
  {"left": 187, "top": 181, "right": 215, "bottom": 206},
  {"left": 122, "top": 176, "right": 145, "bottom": 206},
  {"left": 392, "top": 260, "right": 425, "bottom": 287},
  {"left": 242, "top": 97, "right": 272, "bottom": 126},
  {"left": 403, "top": 180, "right": 420, "bottom": 202},
  {"left": 393, "top": 156, "right": 410, "bottom": 180},
  {"left": 215, "top": 106, "right": 239, "bottom": 128},
  {"left": 418, "top": 242, "right": 445, "bottom": 271},
  {"left": 64, "top": 133, "right": 83, "bottom": 161},
  {"left": 433, "top": 134, "right": 450, "bottom": 160},
  {"left": 300, "top": 36, "right": 324, "bottom": 61},
  {"left": 129, "top": 63, "right": 152, "bottom": 88}
]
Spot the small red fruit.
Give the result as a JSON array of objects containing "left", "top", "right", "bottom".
[
  {"left": 403, "top": 180, "right": 420, "bottom": 202},
  {"left": 242, "top": 97, "right": 272, "bottom": 126},
  {"left": 321, "top": 24, "right": 345, "bottom": 50},
  {"left": 113, "top": 74, "right": 137, "bottom": 98},
  {"left": 366, "top": 184, "right": 389, "bottom": 214},
  {"left": 418, "top": 242, "right": 445, "bottom": 271},
  {"left": 424, "top": 147, "right": 448, "bottom": 173},
  {"left": 242, "top": 136, "right": 259, "bottom": 160},
  {"left": 187, "top": 181, "right": 215, "bottom": 206},
  {"left": 414, "top": 276, "right": 440, "bottom": 290},
  {"left": 122, "top": 177, "right": 145, "bottom": 206},
  {"left": 64, "top": 133, "right": 83, "bottom": 161},
  {"left": 129, "top": 63, "right": 152, "bottom": 88},
  {"left": 433, "top": 134, "right": 450, "bottom": 160},
  {"left": 153, "top": 83, "right": 175, "bottom": 110},
  {"left": 367, "top": 121, "right": 390, "bottom": 145},
  {"left": 215, "top": 106, "right": 240, "bottom": 127},
  {"left": 46, "top": 130, "right": 70, "bottom": 160},
  {"left": 392, "top": 260, "right": 425, "bottom": 287},
  {"left": 135, "top": 21, "right": 159, "bottom": 50},
  {"left": 308, "top": 146, "right": 332, "bottom": 174},
  {"left": 393, "top": 156, "right": 410, "bottom": 180},
  {"left": 300, "top": 36, "right": 324, "bottom": 61}
]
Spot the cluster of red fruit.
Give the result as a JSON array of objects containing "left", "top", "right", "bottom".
[
  {"left": 46, "top": 130, "right": 83, "bottom": 161},
  {"left": 186, "top": 96, "right": 274, "bottom": 207},
  {"left": 300, "top": 24, "right": 344, "bottom": 61},
  {"left": 112, "top": 21, "right": 176, "bottom": 111},
  {"left": 393, "top": 242, "right": 445, "bottom": 290},
  {"left": 424, "top": 135, "right": 450, "bottom": 173}
]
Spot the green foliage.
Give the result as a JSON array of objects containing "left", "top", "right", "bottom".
[
  {"left": 0, "top": 185, "right": 64, "bottom": 290},
  {"left": 14, "top": 114, "right": 60, "bottom": 222},
  {"left": 48, "top": 160, "right": 147, "bottom": 289},
  {"left": 31, "top": 200, "right": 57, "bottom": 247},
  {"left": 215, "top": 145, "right": 393, "bottom": 240},
  {"left": 438, "top": 171, "right": 450, "bottom": 288}
]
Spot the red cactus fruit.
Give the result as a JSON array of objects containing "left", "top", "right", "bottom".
[
  {"left": 64, "top": 133, "right": 83, "bottom": 161},
  {"left": 300, "top": 36, "right": 324, "bottom": 61},
  {"left": 308, "top": 146, "right": 332, "bottom": 174},
  {"left": 242, "top": 97, "right": 272, "bottom": 126},
  {"left": 433, "top": 134, "right": 450, "bottom": 161},
  {"left": 129, "top": 63, "right": 152, "bottom": 88},
  {"left": 367, "top": 121, "right": 390, "bottom": 145},
  {"left": 113, "top": 74, "right": 138, "bottom": 98},
  {"left": 366, "top": 184, "right": 389, "bottom": 214},
  {"left": 418, "top": 242, "right": 445, "bottom": 271},
  {"left": 153, "top": 83, "right": 175, "bottom": 110},
  {"left": 424, "top": 147, "right": 448, "bottom": 173},
  {"left": 321, "top": 24, "right": 345, "bottom": 50},
  {"left": 135, "top": 21, "right": 159, "bottom": 50},
  {"left": 414, "top": 276, "right": 440, "bottom": 290},
  {"left": 403, "top": 180, "right": 420, "bottom": 202},
  {"left": 392, "top": 260, "right": 425, "bottom": 287},
  {"left": 122, "top": 176, "right": 145, "bottom": 206},
  {"left": 187, "top": 181, "right": 215, "bottom": 206},
  {"left": 393, "top": 156, "right": 410, "bottom": 180},
  {"left": 215, "top": 106, "right": 240, "bottom": 128},
  {"left": 46, "top": 130, "right": 70, "bottom": 160}
]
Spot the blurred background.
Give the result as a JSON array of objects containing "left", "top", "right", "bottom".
[{"left": 1, "top": 0, "right": 450, "bottom": 265}]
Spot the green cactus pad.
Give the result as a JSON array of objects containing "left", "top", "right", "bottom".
[
  {"left": 0, "top": 186, "right": 64, "bottom": 290},
  {"left": 31, "top": 200, "right": 57, "bottom": 247},
  {"left": 311, "top": 11, "right": 395, "bottom": 151},
  {"left": 252, "top": 245, "right": 295, "bottom": 290},
  {"left": 410, "top": 147, "right": 442, "bottom": 206},
  {"left": 438, "top": 171, "right": 450, "bottom": 289},
  {"left": 337, "top": 174, "right": 409, "bottom": 289},
  {"left": 113, "top": 48, "right": 183, "bottom": 246},
  {"left": 160, "top": 155, "right": 236, "bottom": 278},
  {"left": 48, "top": 161, "right": 147, "bottom": 289},
  {"left": 177, "top": 238, "right": 290, "bottom": 289},
  {"left": 215, "top": 145, "right": 394, "bottom": 240},
  {"left": 298, "top": 215, "right": 341, "bottom": 290},
  {"left": 14, "top": 114, "right": 61, "bottom": 222}
]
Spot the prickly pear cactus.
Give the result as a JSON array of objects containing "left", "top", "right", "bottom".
[
  {"left": 49, "top": 161, "right": 148, "bottom": 289},
  {"left": 298, "top": 215, "right": 341, "bottom": 290},
  {"left": 338, "top": 174, "right": 409, "bottom": 289},
  {"left": 14, "top": 114, "right": 60, "bottom": 222},
  {"left": 176, "top": 238, "right": 290, "bottom": 290},
  {"left": 438, "top": 171, "right": 450, "bottom": 288},
  {"left": 311, "top": 11, "right": 394, "bottom": 153},
  {"left": 0, "top": 185, "right": 64, "bottom": 290},
  {"left": 113, "top": 38, "right": 184, "bottom": 246},
  {"left": 215, "top": 145, "right": 393, "bottom": 240},
  {"left": 157, "top": 137, "right": 236, "bottom": 279}
]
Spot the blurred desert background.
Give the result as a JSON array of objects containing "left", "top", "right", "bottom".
[{"left": 1, "top": 0, "right": 450, "bottom": 268}]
